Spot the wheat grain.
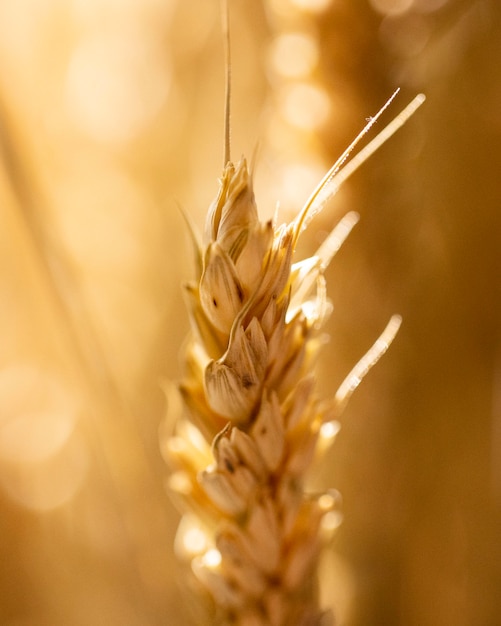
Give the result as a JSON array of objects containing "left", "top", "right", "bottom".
[{"left": 162, "top": 13, "right": 424, "bottom": 623}]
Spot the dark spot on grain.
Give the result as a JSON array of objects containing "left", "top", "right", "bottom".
[{"left": 241, "top": 375, "right": 253, "bottom": 389}]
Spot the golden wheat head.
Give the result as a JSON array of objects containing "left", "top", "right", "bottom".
[{"left": 162, "top": 13, "right": 425, "bottom": 624}]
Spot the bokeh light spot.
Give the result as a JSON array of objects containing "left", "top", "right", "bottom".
[
  {"left": 175, "top": 515, "right": 210, "bottom": 559},
  {"left": 281, "top": 82, "right": 331, "bottom": 130},
  {"left": 0, "top": 364, "right": 87, "bottom": 511},
  {"left": 169, "top": 470, "right": 192, "bottom": 495},
  {"left": 0, "top": 410, "right": 75, "bottom": 465},
  {"left": 278, "top": 161, "right": 327, "bottom": 211},
  {"left": 0, "top": 364, "right": 78, "bottom": 464},
  {"left": 203, "top": 548, "right": 222, "bottom": 569},
  {"left": 184, "top": 526, "right": 208, "bottom": 555},
  {"left": 0, "top": 437, "right": 88, "bottom": 512},
  {"left": 269, "top": 32, "right": 319, "bottom": 78},
  {"left": 320, "top": 420, "right": 341, "bottom": 443}
]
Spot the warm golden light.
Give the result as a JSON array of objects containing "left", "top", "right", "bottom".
[
  {"left": 321, "top": 510, "right": 343, "bottom": 532},
  {"left": 269, "top": 33, "right": 319, "bottom": 79},
  {"left": 369, "top": 0, "right": 413, "bottom": 16},
  {"left": 275, "top": 161, "right": 328, "bottom": 213},
  {"left": 168, "top": 470, "right": 193, "bottom": 495},
  {"left": 53, "top": 170, "right": 149, "bottom": 273},
  {"left": 0, "top": 365, "right": 78, "bottom": 465},
  {"left": 0, "top": 1, "right": 495, "bottom": 624},
  {"left": 290, "top": 0, "right": 333, "bottom": 13},
  {"left": 0, "top": 365, "right": 88, "bottom": 512},
  {"left": 182, "top": 420, "right": 211, "bottom": 458},
  {"left": 315, "top": 421, "right": 342, "bottom": 459},
  {"left": 65, "top": 30, "right": 170, "bottom": 143},
  {"left": 175, "top": 516, "right": 210, "bottom": 559},
  {"left": 281, "top": 82, "right": 331, "bottom": 130},
  {"left": 203, "top": 548, "right": 222, "bottom": 569},
  {"left": 318, "top": 492, "right": 336, "bottom": 511},
  {"left": 319, "top": 491, "right": 343, "bottom": 536},
  {"left": 320, "top": 420, "right": 341, "bottom": 443},
  {"left": 0, "top": 409, "right": 74, "bottom": 464},
  {"left": 412, "top": 0, "right": 450, "bottom": 10},
  {"left": 0, "top": 437, "right": 88, "bottom": 512},
  {"left": 183, "top": 526, "right": 208, "bottom": 555}
]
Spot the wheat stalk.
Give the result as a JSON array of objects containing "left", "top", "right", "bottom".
[{"left": 162, "top": 13, "right": 424, "bottom": 624}]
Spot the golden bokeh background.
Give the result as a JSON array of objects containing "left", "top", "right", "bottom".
[{"left": 1, "top": 0, "right": 500, "bottom": 624}]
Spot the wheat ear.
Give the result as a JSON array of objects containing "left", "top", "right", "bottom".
[{"left": 162, "top": 14, "right": 425, "bottom": 624}]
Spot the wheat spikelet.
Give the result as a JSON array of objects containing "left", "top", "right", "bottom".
[{"left": 161, "top": 13, "right": 425, "bottom": 623}]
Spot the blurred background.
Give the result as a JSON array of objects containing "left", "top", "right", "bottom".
[{"left": 0, "top": 0, "right": 500, "bottom": 624}]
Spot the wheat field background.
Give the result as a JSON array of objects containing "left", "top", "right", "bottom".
[{"left": 0, "top": 1, "right": 500, "bottom": 625}]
